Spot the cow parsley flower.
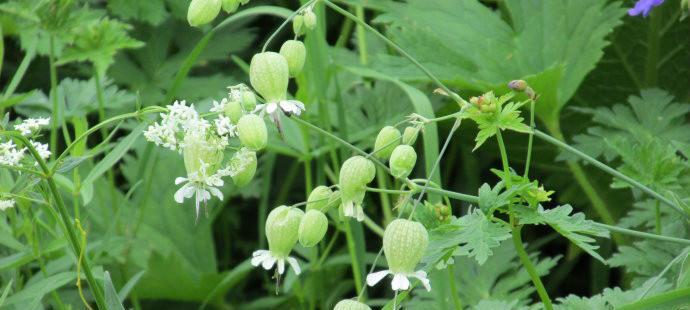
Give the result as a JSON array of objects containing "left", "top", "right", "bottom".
[
  {"left": 628, "top": 0, "right": 664, "bottom": 17},
  {"left": 144, "top": 100, "right": 204, "bottom": 151},
  {"left": 14, "top": 117, "right": 50, "bottom": 136},
  {"left": 214, "top": 115, "right": 236, "bottom": 137},
  {"left": 0, "top": 199, "right": 15, "bottom": 211},
  {"left": 0, "top": 141, "right": 26, "bottom": 166},
  {"left": 31, "top": 140, "right": 51, "bottom": 160}
]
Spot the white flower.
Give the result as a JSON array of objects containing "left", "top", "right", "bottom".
[
  {"left": 0, "top": 199, "right": 15, "bottom": 211},
  {"left": 14, "top": 117, "right": 50, "bottom": 136},
  {"left": 0, "top": 141, "right": 26, "bottom": 166},
  {"left": 250, "top": 250, "right": 301, "bottom": 275},
  {"left": 144, "top": 101, "right": 205, "bottom": 151},
  {"left": 210, "top": 98, "right": 229, "bottom": 113},
  {"left": 214, "top": 115, "right": 236, "bottom": 137},
  {"left": 30, "top": 140, "right": 51, "bottom": 159},
  {"left": 174, "top": 160, "right": 225, "bottom": 220},
  {"left": 366, "top": 269, "right": 431, "bottom": 292},
  {"left": 263, "top": 100, "right": 305, "bottom": 117},
  {"left": 342, "top": 200, "right": 365, "bottom": 222}
]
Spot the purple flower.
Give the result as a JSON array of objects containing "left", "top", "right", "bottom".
[{"left": 628, "top": 0, "right": 665, "bottom": 17}]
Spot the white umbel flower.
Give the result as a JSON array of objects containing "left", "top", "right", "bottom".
[
  {"left": 14, "top": 117, "right": 50, "bottom": 136},
  {"left": 174, "top": 160, "right": 225, "bottom": 220},
  {"left": 144, "top": 100, "right": 206, "bottom": 151},
  {"left": 0, "top": 199, "right": 15, "bottom": 211},
  {"left": 214, "top": 115, "right": 236, "bottom": 137},
  {"left": 30, "top": 140, "right": 51, "bottom": 160},
  {"left": 0, "top": 141, "right": 26, "bottom": 166}
]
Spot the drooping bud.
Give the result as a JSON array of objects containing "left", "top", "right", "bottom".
[
  {"left": 224, "top": 100, "right": 243, "bottom": 123},
  {"left": 402, "top": 126, "right": 419, "bottom": 145},
  {"left": 374, "top": 126, "right": 401, "bottom": 160},
  {"left": 279, "top": 40, "right": 306, "bottom": 77},
  {"left": 183, "top": 135, "right": 224, "bottom": 175},
  {"left": 249, "top": 52, "right": 289, "bottom": 102},
  {"left": 241, "top": 90, "right": 257, "bottom": 112},
  {"left": 237, "top": 114, "right": 267, "bottom": 150},
  {"left": 303, "top": 9, "right": 317, "bottom": 30},
  {"left": 228, "top": 148, "right": 257, "bottom": 187},
  {"left": 187, "top": 0, "right": 222, "bottom": 27},
  {"left": 334, "top": 299, "right": 372, "bottom": 310},
  {"left": 389, "top": 145, "right": 417, "bottom": 179},
  {"left": 221, "top": 0, "right": 240, "bottom": 13},
  {"left": 293, "top": 15, "right": 305, "bottom": 36},
  {"left": 383, "top": 219, "right": 428, "bottom": 274},
  {"left": 306, "top": 185, "right": 333, "bottom": 212},
  {"left": 266, "top": 206, "right": 304, "bottom": 257},
  {"left": 298, "top": 209, "right": 328, "bottom": 247},
  {"left": 507, "top": 80, "right": 527, "bottom": 92}
]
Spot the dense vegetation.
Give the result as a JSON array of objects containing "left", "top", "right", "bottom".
[{"left": 1, "top": 0, "right": 689, "bottom": 309}]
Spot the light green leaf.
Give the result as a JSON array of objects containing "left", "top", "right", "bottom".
[
  {"left": 104, "top": 271, "right": 126, "bottom": 310},
  {"left": 444, "top": 209, "right": 512, "bottom": 265}
]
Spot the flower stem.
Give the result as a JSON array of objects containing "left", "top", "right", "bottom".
[
  {"left": 343, "top": 219, "right": 364, "bottom": 298},
  {"left": 48, "top": 37, "right": 59, "bottom": 156},
  {"left": 523, "top": 99, "right": 535, "bottom": 178},
  {"left": 512, "top": 224, "right": 553, "bottom": 310},
  {"left": 495, "top": 131, "right": 511, "bottom": 187},
  {"left": 447, "top": 263, "right": 463, "bottom": 310}
]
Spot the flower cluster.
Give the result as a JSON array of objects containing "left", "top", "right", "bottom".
[
  {"left": 1, "top": 118, "right": 51, "bottom": 167},
  {"left": 0, "top": 199, "right": 15, "bottom": 211}
]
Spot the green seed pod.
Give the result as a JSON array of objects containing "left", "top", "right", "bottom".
[
  {"left": 249, "top": 52, "right": 289, "bottom": 103},
  {"left": 228, "top": 148, "right": 257, "bottom": 187},
  {"left": 303, "top": 10, "right": 317, "bottom": 30},
  {"left": 279, "top": 40, "right": 306, "bottom": 77},
  {"left": 334, "top": 299, "right": 372, "bottom": 310},
  {"left": 383, "top": 219, "right": 428, "bottom": 274},
  {"left": 183, "top": 135, "right": 224, "bottom": 175},
  {"left": 224, "top": 100, "right": 243, "bottom": 123},
  {"left": 389, "top": 145, "right": 417, "bottom": 179},
  {"left": 374, "top": 126, "right": 401, "bottom": 160},
  {"left": 241, "top": 90, "right": 257, "bottom": 112},
  {"left": 306, "top": 185, "right": 333, "bottom": 212},
  {"left": 237, "top": 114, "right": 267, "bottom": 151},
  {"left": 266, "top": 206, "right": 304, "bottom": 257},
  {"left": 402, "top": 126, "right": 419, "bottom": 145},
  {"left": 221, "top": 0, "right": 240, "bottom": 13},
  {"left": 339, "top": 156, "right": 376, "bottom": 189},
  {"left": 187, "top": 0, "right": 222, "bottom": 27},
  {"left": 298, "top": 209, "right": 328, "bottom": 247},
  {"left": 293, "top": 15, "right": 305, "bottom": 36}
]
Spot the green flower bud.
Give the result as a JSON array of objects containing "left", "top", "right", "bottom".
[
  {"left": 237, "top": 114, "right": 267, "bottom": 151},
  {"left": 221, "top": 0, "right": 240, "bottom": 13},
  {"left": 303, "top": 10, "right": 317, "bottom": 30},
  {"left": 402, "top": 126, "right": 419, "bottom": 145},
  {"left": 183, "top": 135, "right": 224, "bottom": 175},
  {"left": 266, "top": 206, "right": 304, "bottom": 257},
  {"left": 334, "top": 299, "right": 372, "bottom": 310},
  {"left": 224, "top": 100, "right": 243, "bottom": 123},
  {"left": 187, "top": 0, "right": 222, "bottom": 27},
  {"left": 383, "top": 219, "right": 428, "bottom": 274},
  {"left": 374, "top": 126, "right": 401, "bottom": 160},
  {"left": 306, "top": 185, "right": 333, "bottom": 212},
  {"left": 241, "top": 90, "right": 257, "bottom": 112},
  {"left": 228, "top": 148, "right": 257, "bottom": 187},
  {"left": 389, "top": 145, "right": 417, "bottom": 179},
  {"left": 279, "top": 40, "right": 306, "bottom": 77},
  {"left": 293, "top": 15, "right": 305, "bottom": 36},
  {"left": 249, "top": 52, "right": 289, "bottom": 103},
  {"left": 298, "top": 209, "right": 328, "bottom": 247}
]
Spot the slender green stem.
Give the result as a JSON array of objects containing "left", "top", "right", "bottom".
[
  {"left": 2, "top": 45, "right": 35, "bottom": 100},
  {"left": 355, "top": 5, "right": 368, "bottom": 65},
  {"left": 94, "top": 73, "right": 107, "bottom": 138},
  {"left": 618, "top": 287, "right": 690, "bottom": 310},
  {"left": 512, "top": 225, "right": 553, "bottom": 310},
  {"left": 592, "top": 223, "right": 690, "bottom": 245},
  {"left": 262, "top": 0, "right": 316, "bottom": 52},
  {"left": 1, "top": 132, "right": 107, "bottom": 309},
  {"left": 495, "top": 131, "right": 511, "bottom": 187},
  {"left": 447, "top": 263, "right": 463, "bottom": 310},
  {"left": 524, "top": 100, "right": 535, "bottom": 178},
  {"left": 534, "top": 129, "right": 689, "bottom": 220},
  {"left": 638, "top": 248, "right": 689, "bottom": 300},
  {"left": 343, "top": 219, "right": 364, "bottom": 297},
  {"left": 655, "top": 201, "right": 661, "bottom": 235},
  {"left": 48, "top": 37, "right": 59, "bottom": 156}
]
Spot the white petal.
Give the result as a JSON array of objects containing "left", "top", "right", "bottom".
[
  {"left": 266, "top": 103, "right": 278, "bottom": 114},
  {"left": 356, "top": 205, "right": 364, "bottom": 222},
  {"left": 208, "top": 187, "right": 224, "bottom": 200},
  {"left": 277, "top": 259, "right": 285, "bottom": 275},
  {"left": 287, "top": 257, "right": 301, "bottom": 275},
  {"left": 262, "top": 255, "right": 277, "bottom": 270},
  {"left": 391, "top": 274, "right": 410, "bottom": 291},
  {"left": 174, "top": 184, "right": 194, "bottom": 203},
  {"left": 413, "top": 270, "right": 432, "bottom": 292},
  {"left": 252, "top": 250, "right": 269, "bottom": 257},
  {"left": 251, "top": 251, "right": 270, "bottom": 266},
  {"left": 366, "top": 270, "right": 391, "bottom": 287},
  {"left": 343, "top": 202, "right": 354, "bottom": 217},
  {"left": 175, "top": 177, "right": 188, "bottom": 185}
]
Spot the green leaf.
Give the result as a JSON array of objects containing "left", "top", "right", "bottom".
[
  {"left": 373, "top": 0, "right": 625, "bottom": 127},
  {"left": 467, "top": 92, "right": 531, "bottom": 150},
  {"left": 107, "top": 0, "right": 169, "bottom": 25},
  {"left": 517, "top": 204, "right": 609, "bottom": 263},
  {"left": 0, "top": 278, "right": 13, "bottom": 307},
  {"left": 474, "top": 300, "right": 525, "bottom": 310},
  {"left": 2, "top": 272, "right": 75, "bottom": 307},
  {"left": 104, "top": 271, "right": 126, "bottom": 310}
]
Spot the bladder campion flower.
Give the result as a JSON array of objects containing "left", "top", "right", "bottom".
[
  {"left": 374, "top": 126, "right": 401, "bottom": 160},
  {"left": 402, "top": 126, "right": 419, "bottom": 145},
  {"left": 252, "top": 206, "right": 304, "bottom": 275},
  {"left": 389, "top": 145, "right": 417, "bottom": 179},
  {"left": 298, "top": 209, "right": 328, "bottom": 247},
  {"left": 279, "top": 40, "right": 306, "bottom": 77},
  {"left": 334, "top": 299, "right": 371, "bottom": 310},
  {"left": 237, "top": 114, "right": 268, "bottom": 151},
  {"left": 249, "top": 52, "right": 305, "bottom": 130},
  {"left": 366, "top": 219, "right": 431, "bottom": 292},
  {"left": 306, "top": 185, "right": 333, "bottom": 212},
  {"left": 339, "top": 156, "right": 376, "bottom": 221}
]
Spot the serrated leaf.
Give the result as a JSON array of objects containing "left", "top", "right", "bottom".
[
  {"left": 448, "top": 209, "right": 512, "bottom": 265},
  {"left": 108, "top": 0, "right": 169, "bottom": 25},
  {"left": 518, "top": 204, "right": 609, "bottom": 263}
]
